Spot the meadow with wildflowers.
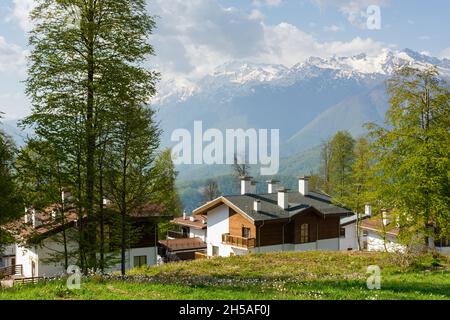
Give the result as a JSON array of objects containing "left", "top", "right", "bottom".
[{"left": 1, "top": 251, "right": 449, "bottom": 300}]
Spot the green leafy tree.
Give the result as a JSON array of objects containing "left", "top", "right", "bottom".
[
  {"left": 0, "top": 122, "right": 23, "bottom": 253},
  {"left": 15, "top": 139, "right": 72, "bottom": 269},
  {"left": 150, "top": 149, "right": 183, "bottom": 216},
  {"left": 329, "top": 131, "right": 356, "bottom": 197},
  {"left": 368, "top": 66, "right": 450, "bottom": 248},
  {"left": 24, "top": 0, "right": 159, "bottom": 272},
  {"left": 334, "top": 136, "right": 373, "bottom": 250},
  {"left": 319, "top": 139, "right": 333, "bottom": 194},
  {"left": 104, "top": 106, "right": 160, "bottom": 276}
]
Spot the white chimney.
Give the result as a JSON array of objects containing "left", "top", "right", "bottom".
[
  {"left": 51, "top": 210, "right": 56, "bottom": 220},
  {"left": 240, "top": 176, "right": 253, "bottom": 195},
  {"left": 189, "top": 216, "right": 196, "bottom": 222},
  {"left": 298, "top": 176, "right": 310, "bottom": 196},
  {"left": 266, "top": 179, "right": 279, "bottom": 194},
  {"left": 183, "top": 210, "right": 187, "bottom": 220},
  {"left": 250, "top": 181, "right": 257, "bottom": 194},
  {"left": 103, "top": 198, "right": 112, "bottom": 206},
  {"left": 24, "top": 208, "right": 29, "bottom": 224},
  {"left": 365, "top": 204, "right": 372, "bottom": 217},
  {"left": 253, "top": 200, "right": 261, "bottom": 212},
  {"left": 382, "top": 210, "right": 390, "bottom": 226},
  {"left": 277, "top": 189, "right": 289, "bottom": 209}
]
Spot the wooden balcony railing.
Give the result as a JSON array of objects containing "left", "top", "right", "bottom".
[
  {"left": 222, "top": 234, "right": 256, "bottom": 249},
  {"left": 167, "top": 230, "right": 189, "bottom": 239},
  {"left": 0, "top": 265, "right": 23, "bottom": 279}
]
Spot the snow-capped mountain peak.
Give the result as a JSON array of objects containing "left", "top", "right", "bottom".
[{"left": 153, "top": 49, "right": 450, "bottom": 105}]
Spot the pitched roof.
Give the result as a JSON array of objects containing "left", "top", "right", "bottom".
[
  {"left": 172, "top": 215, "right": 207, "bottom": 230},
  {"left": 4, "top": 202, "right": 172, "bottom": 243},
  {"left": 193, "top": 191, "right": 352, "bottom": 222},
  {"left": 340, "top": 213, "right": 372, "bottom": 227},
  {"left": 158, "top": 238, "right": 207, "bottom": 252},
  {"left": 361, "top": 216, "right": 400, "bottom": 236}
]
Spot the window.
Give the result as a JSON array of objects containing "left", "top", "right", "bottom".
[
  {"left": 242, "top": 227, "right": 251, "bottom": 239},
  {"left": 300, "top": 224, "right": 309, "bottom": 244},
  {"left": 340, "top": 227, "right": 346, "bottom": 238},
  {"left": 133, "top": 255, "right": 147, "bottom": 268},
  {"left": 212, "top": 246, "right": 219, "bottom": 257}
]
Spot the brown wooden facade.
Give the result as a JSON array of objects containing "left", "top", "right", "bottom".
[{"left": 226, "top": 207, "right": 340, "bottom": 248}]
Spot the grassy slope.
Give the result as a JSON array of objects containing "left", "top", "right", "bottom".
[{"left": 1, "top": 251, "right": 449, "bottom": 300}]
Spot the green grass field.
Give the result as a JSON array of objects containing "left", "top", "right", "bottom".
[{"left": 1, "top": 251, "right": 449, "bottom": 300}]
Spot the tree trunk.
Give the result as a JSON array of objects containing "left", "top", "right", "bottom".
[
  {"left": 85, "top": 0, "right": 97, "bottom": 271},
  {"left": 121, "top": 141, "right": 129, "bottom": 276}
]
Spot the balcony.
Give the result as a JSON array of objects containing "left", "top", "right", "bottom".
[
  {"left": 167, "top": 230, "right": 189, "bottom": 239},
  {"left": 222, "top": 233, "right": 256, "bottom": 249}
]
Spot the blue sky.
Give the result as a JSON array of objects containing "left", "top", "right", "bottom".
[{"left": 1, "top": 0, "right": 449, "bottom": 119}]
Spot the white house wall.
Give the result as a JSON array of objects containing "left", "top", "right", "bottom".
[
  {"left": 15, "top": 244, "right": 39, "bottom": 278},
  {"left": 317, "top": 238, "right": 340, "bottom": 251},
  {"left": 190, "top": 228, "right": 207, "bottom": 242},
  {"left": 206, "top": 204, "right": 232, "bottom": 257},
  {"left": 340, "top": 223, "right": 358, "bottom": 251},
  {"left": 106, "top": 247, "right": 157, "bottom": 272},
  {"left": 364, "top": 231, "right": 405, "bottom": 253}
]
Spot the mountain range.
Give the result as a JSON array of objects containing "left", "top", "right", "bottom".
[
  {"left": 156, "top": 48, "right": 450, "bottom": 159},
  {"left": 2, "top": 48, "right": 450, "bottom": 180}
]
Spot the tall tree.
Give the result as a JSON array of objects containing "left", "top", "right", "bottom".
[
  {"left": 150, "top": 149, "right": 183, "bottom": 217},
  {"left": 0, "top": 121, "right": 22, "bottom": 253},
  {"left": 368, "top": 66, "right": 450, "bottom": 248},
  {"left": 104, "top": 106, "right": 160, "bottom": 276},
  {"left": 334, "top": 136, "right": 373, "bottom": 250},
  {"left": 329, "top": 131, "right": 356, "bottom": 197},
  {"left": 24, "top": 0, "right": 159, "bottom": 272},
  {"left": 15, "top": 139, "right": 71, "bottom": 269},
  {"left": 320, "top": 139, "right": 333, "bottom": 194}
]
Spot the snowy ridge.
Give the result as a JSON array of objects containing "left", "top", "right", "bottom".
[{"left": 153, "top": 49, "right": 450, "bottom": 105}]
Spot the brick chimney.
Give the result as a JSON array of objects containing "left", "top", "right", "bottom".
[
  {"left": 266, "top": 179, "right": 279, "bottom": 194},
  {"left": 298, "top": 176, "right": 310, "bottom": 196},
  {"left": 277, "top": 189, "right": 289, "bottom": 209}
]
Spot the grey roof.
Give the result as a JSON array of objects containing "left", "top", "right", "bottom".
[
  {"left": 340, "top": 213, "right": 371, "bottom": 227},
  {"left": 224, "top": 191, "right": 352, "bottom": 222}
]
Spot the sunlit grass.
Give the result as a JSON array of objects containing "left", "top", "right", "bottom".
[{"left": 1, "top": 251, "right": 449, "bottom": 300}]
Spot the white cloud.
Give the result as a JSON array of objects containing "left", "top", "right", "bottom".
[
  {"left": 147, "top": 0, "right": 388, "bottom": 80},
  {"left": 260, "top": 23, "right": 384, "bottom": 66},
  {"left": 252, "top": 0, "right": 284, "bottom": 7},
  {"left": 324, "top": 24, "right": 344, "bottom": 32},
  {"left": 0, "top": 36, "right": 27, "bottom": 73},
  {"left": 7, "top": 0, "right": 36, "bottom": 31},
  {"left": 312, "top": 0, "right": 389, "bottom": 28}
]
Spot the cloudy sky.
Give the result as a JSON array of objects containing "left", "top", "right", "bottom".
[{"left": 1, "top": 0, "right": 449, "bottom": 119}]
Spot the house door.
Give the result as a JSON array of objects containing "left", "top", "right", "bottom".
[{"left": 11, "top": 257, "right": 16, "bottom": 266}]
